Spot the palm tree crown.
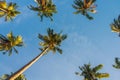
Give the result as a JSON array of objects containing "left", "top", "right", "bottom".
[
  {"left": 110, "top": 15, "right": 120, "bottom": 37},
  {"left": 0, "top": 0, "right": 20, "bottom": 21},
  {"left": 0, "top": 32, "right": 23, "bottom": 56},
  {"left": 75, "top": 63, "right": 109, "bottom": 80},
  {"left": 113, "top": 57, "right": 120, "bottom": 69},
  {"left": 29, "top": 0, "right": 57, "bottom": 21},
  {"left": 72, "top": 0, "right": 96, "bottom": 20},
  {"left": 38, "top": 28, "right": 67, "bottom": 54}
]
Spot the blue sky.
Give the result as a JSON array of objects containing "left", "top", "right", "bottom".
[{"left": 0, "top": 0, "right": 120, "bottom": 80}]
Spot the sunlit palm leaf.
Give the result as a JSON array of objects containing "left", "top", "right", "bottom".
[
  {"left": 15, "top": 74, "right": 27, "bottom": 80},
  {"left": 92, "top": 64, "right": 103, "bottom": 72},
  {"left": 0, "top": 11, "right": 5, "bottom": 17},
  {"left": 95, "top": 73, "right": 109, "bottom": 78}
]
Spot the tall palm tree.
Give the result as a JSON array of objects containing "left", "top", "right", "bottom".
[
  {"left": 75, "top": 63, "right": 109, "bottom": 80},
  {"left": 110, "top": 15, "right": 120, "bottom": 37},
  {"left": 0, "top": 73, "right": 27, "bottom": 80},
  {"left": 113, "top": 57, "right": 120, "bottom": 69},
  {"left": 72, "top": 0, "right": 96, "bottom": 20},
  {"left": 28, "top": 0, "right": 57, "bottom": 21},
  {"left": 0, "top": 32, "right": 23, "bottom": 56},
  {"left": 8, "top": 28, "right": 67, "bottom": 80},
  {"left": 0, "top": 0, "right": 20, "bottom": 21}
]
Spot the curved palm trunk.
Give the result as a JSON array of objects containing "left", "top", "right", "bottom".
[{"left": 8, "top": 47, "right": 49, "bottom": 80}]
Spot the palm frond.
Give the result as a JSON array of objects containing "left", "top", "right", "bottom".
[
  {"left": 28, "top": 5, "right": 41, "bottom": 11},
  {"left": 92, "top": 64, "right": 103, "bottom": 72},
  {"left": 95, "top": 73, "right": 109, "bottom": 78},
  {"left": 113, "top": 57, "right": 120, "bottom": 69},
  {"left": 0, "top": 11, "right": 5, "bottom": 17},
  {"left": 110, "top": 15, "right": 120, "bottom": 36},
  {"left": 0, "top": 34, "right": 9, "bottom": 42},
  {"left": 85, "top": 13, "right": 93, "bottom": 20},
  {"left": 56, "top": 47, "right": 62, "bottom": 54}
]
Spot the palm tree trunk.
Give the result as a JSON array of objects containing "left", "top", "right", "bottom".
[
  {"left": 84, "top": 0, "right": 92, "bottom": 8},
  {"left": 84, "top": 0, "right": 86, "bottom": 6},
  {"left": 40, "top": 0, "right": 46, "bottom": 6},
  {"left": 0, "top": 7, "right": 7, "bottom": 13},
  {"left": 87, "top": 0, "right": 92, "bottom": 8},
  {"left": 8, "top": 47, "right": 49, "bottom": 80}
]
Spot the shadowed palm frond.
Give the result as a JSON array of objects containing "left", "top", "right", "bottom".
[
  {"left": 38, "top": 28, "right": 67, "bottom": 54},
  {"left": 28, "top": 0, "right": 57, "bottom": 21},
  {"left": 113, "top": 57, "right": 120, "bottom": 69}
]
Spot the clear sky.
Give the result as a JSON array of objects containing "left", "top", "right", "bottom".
[{"left": 0, "top": 0, "right": 120, "bottom": 80}]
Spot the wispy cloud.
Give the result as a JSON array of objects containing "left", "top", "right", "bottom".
[
  {"left": 0, "top": 63, "right": 12, "bottom": 75},
  {"left": 14, "top": 6, "right": 34, "bottom": 24}
]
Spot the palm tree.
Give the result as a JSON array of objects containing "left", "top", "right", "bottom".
[
  {"left": 110, "top": 15, "right": 120, "bottom": 37},
  {"left": 0, "top": 73, "right": 27, "bottom": 80},
  {"left": 8, "top": 28, "right": 67, "bottom": 80},
  {"left": 72, "top": 0, "right": 96, "bottom": 20},
  {"left": 0, "top": 0, "right": 20, "bottom": 21},
  {"left": 28, "top": 0, "right": 57, "bottom": 21},
  {"left": 0, "top": 32, "right": 23, "bottom": 56},
  {"left": 75, "top": 63, "right": 109, "bottom": 80},
  {"left": 113, "top": 57, "right": 120, "bottom": 69}
]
